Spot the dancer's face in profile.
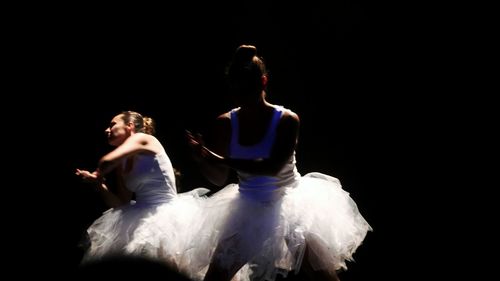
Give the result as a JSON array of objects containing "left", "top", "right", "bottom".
[{"left": 105, "top": 114, "right": 132, "bottom": 147}]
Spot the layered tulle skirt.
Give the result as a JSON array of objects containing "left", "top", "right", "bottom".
[
  {"left": 81, "top": 188, "right": 209, "bottom": 269},
  {"left": 183, "top": 172, "right": 372, "bottom": 281}
]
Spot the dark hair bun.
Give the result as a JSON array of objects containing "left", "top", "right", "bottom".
[{"left": 234, "top": 45, "right": 257, "bottom": 64}]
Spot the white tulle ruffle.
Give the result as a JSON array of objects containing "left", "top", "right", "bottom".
[
  {"left": 182, "top": 172, "right": 372, "bottom": 281},
  {"left": 82, "top": 188, "right": 209, "bottom": 268}
]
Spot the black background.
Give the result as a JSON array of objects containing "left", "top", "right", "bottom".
[{"left": 9, "top": 1, "right": 485, "bottom": 280}]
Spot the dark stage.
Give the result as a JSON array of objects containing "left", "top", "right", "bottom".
[{"left": 14, "top": 1, "right": 457, "bottom": 280}]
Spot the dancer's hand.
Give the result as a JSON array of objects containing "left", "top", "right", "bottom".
[{"left": 75, "top": 169, "right": 104, "bottom": 184}]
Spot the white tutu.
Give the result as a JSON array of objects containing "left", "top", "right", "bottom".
[
  {"left": 182, "top": 172, "right": 372, "bottom": 281},
  {"left": 82, "top": 188, "right": 209, "bottom": 269},
  {"left": 178, "top": 105, "right": 372, "bottom": 280}
]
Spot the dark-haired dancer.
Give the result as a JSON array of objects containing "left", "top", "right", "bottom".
[{"left": 187, "top": 45, "right": 372, "bottom": 281}]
